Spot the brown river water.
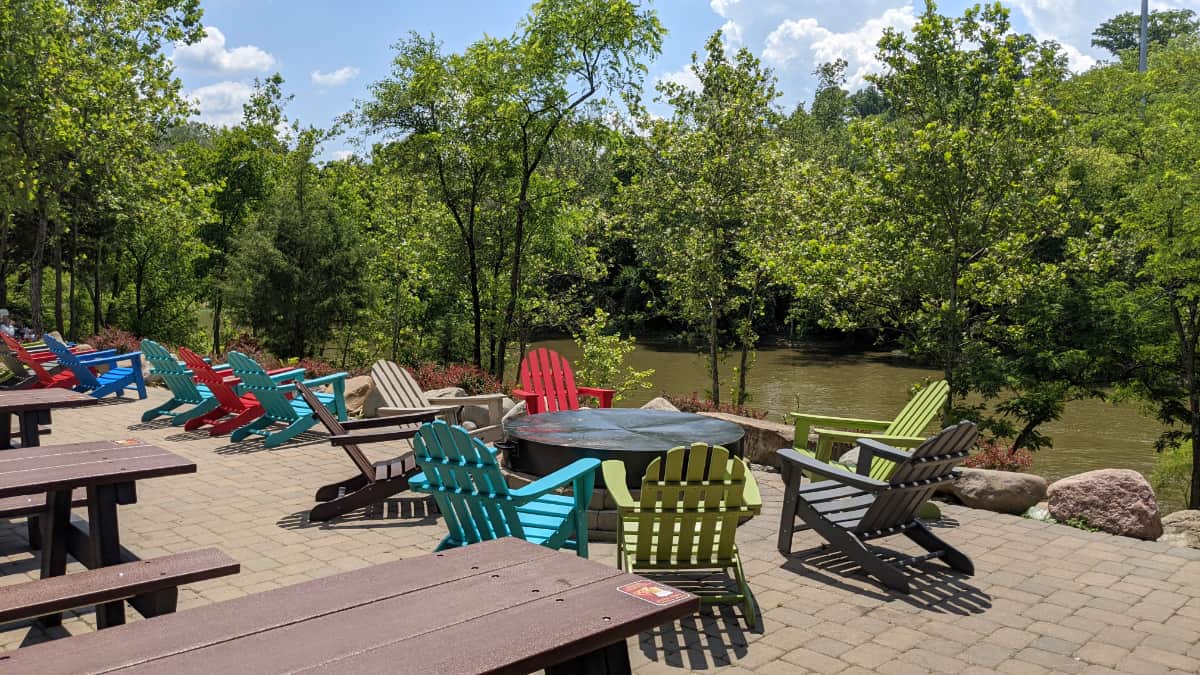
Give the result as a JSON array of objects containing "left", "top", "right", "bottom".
[{"left": 531, "top": 338, "right": 1165, "bottom": 490}]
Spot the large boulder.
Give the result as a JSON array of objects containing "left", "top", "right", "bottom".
[
  {"left": 1048, "top": 469, "right": 1163, "bottom": 540},
  {"left": 697, "top": 412, "right": 794, "bottom": 467},
  {"left": 942, "top": 468, "right": 1046, "bottom": 515},
  {"left": 641, "top": 397, "right": 680, "bottom": 412},
  {"left": 342, "top": 376, "right": 374, "bottom": 417},
  {"left": 1159, "top": 510, "right": 1200, "bottom": 549}
]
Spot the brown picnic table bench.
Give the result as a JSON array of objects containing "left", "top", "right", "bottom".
[
  {"left": 1, "top": 537, "right": 700, "bottom": 675},
  {"left": 0, "top": 389, "right": 97, "bottom": 450},
  {"left": 0, "top": 438, "right": 238, "bottom": 629}
]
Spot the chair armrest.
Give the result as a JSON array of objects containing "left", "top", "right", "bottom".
[
  {"left": 427, "top": 393, "right": 506, "bottom": 405},
  {"left": 76, "top": 351, "right": 141, "bottom": 367},
  {"left": 741, "top": 467, "right": 763, "bottom": 513},
  {"left": 601, "top": 461, "right": 636, "bottom": 510},
  {"left": 74, "top": 349, "right": 119, "bottom": 361},
  {"left": 857, "top": 438, "right": 918, "bottom": 465},
  {"left": 577, "top": 386, "right": 615, "bottom": 408},
  {"left": 268, "top": 368, "right": 306, "bottom": 383},
  {"left": 511, "top": 458, "right": 601, "bottom": 499},
  {"left": 328, "top": 428, "right": 420, "bottom": 446},
  {"left": 302, "top": 372, "right": 347, "bottom": 388},
  {"left": 341, "top": 409, "right": 441, "bottom": 429},
  {"left": 510, "top": 388, "right": 541, "bottom": 414},
  {"left": 776, "top": 448, "right": 889, "bottom": 492},
  {"left": 790, "top": 413, "right": 892, "bottom": 430},
  {"left": 812, "top": 428, "right": 927, "bottom": 448}
]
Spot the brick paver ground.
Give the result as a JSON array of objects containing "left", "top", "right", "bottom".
[{"left": 2, "top": 389, "right": 1199, "bottom": 673}]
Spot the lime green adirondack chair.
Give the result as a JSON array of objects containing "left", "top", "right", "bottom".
[
  {"left": 602, "top": 444, "right": 762, "bottom": 628},
  {"left": 140, "top": 339, "right": 221, "bottom": 426},
  {"left": 790, "top": 380, "right": 948, "bottom": 481}
]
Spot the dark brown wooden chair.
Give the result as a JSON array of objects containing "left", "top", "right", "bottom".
[{"left": 296, "top": 383, "right": 441, "bottom": 522}]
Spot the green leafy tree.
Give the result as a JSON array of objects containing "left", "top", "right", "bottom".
[
  {"left": 1091, "top": 9, "right": 1198, "bottom": 57},
  {"left": 619, "top": 32, "right": 793, "bottom": 405},
  {"left": 571, "top": 308, "right": 653, "bottom": 401}
]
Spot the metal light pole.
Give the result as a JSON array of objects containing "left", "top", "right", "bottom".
[{"left": 1139, "top": 0, "right": 1149, "bottom": 72}]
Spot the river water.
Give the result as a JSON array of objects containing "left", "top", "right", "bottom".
[{"left": 532, "top": 338, "right": 1165, "bottom": 489}]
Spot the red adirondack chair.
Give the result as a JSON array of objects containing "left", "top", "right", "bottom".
[
  {"left": 1, "top": 333, "right": 97, "bottom": 389},
  {"left": 1, "top": 333, "right": 95, "bottom": 365},
  {"left": 512, "top": 347, "right": 615, "bottom": 414},
  {"left": 175, "top": 347, "right": 302, "bottom": 436}
]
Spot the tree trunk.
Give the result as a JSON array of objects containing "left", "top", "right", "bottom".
[
  {"left": 30, "top": 192, "right": 49, "bottom": 333},
  {"left": 92, "top": 239, "right": 102, "bottom": 336},
  {"left": 709, "top": 303, "right": 721, "bottom": 406},
  {"left": 53, "top": 224, "right": 64, "bottom": 334},
  {"left": 211, "top": 296, "right": 223, "bottom": 355},
  {"left": 0, "top": 210, "right": 10, "bottom": 308},
  {"left": 68, "top": 225, "right": 78, "bottom": 340}
]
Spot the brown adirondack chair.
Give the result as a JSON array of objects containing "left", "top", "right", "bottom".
[
  {"left": 371, "top": 360, "right": 505, "bottom": 438},
  {"left": 512, "top": 347, "right": 615, "bottom": 414},
  {"left": 776, "top": 421, "right": 977, "bottom": 593},
  {"left": 296, "top": 383, "right": 442, "bottom": 522}
]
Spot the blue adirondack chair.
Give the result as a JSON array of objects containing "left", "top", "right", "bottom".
[
  {"left": 408, "top": 420, "right": 599, "bottom": 557},
  {"left": 42, "top": 334, "right": 147, "bottom": 400},
  {"left": 224, "top": 351, "right": 347, "bottom": 448},
  {"left": 139, "top": 340, "right": 221, "bottom": 426}
]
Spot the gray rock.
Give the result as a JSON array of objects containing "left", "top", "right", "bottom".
[
  {"left": 640, "top": 396, "right": 680, "bottom": 412},
  {"left": 1048, "top": 469, "right": 1163, "bottom": 540},
  {"left": 947, "top": 468, "right": 1047, "bottom": 515},
  {"left": 1024, "top": 501, "right": 1053, "bottom": 522},
  {"left": 1159, "top": 509, "right": 1200, "bottom": 549},
  {"left": 424, "top": 386, "right": 467, "bottom": 399},
  {"left": 697, "top": 412, "right": 794, "bottom": 468},
  {"left": 836, "top": 447, "right": 860, "bottom": 469}
]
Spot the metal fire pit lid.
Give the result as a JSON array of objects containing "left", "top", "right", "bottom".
[{"left": 503, "top": 408, "right": 744, "bottom": 453}]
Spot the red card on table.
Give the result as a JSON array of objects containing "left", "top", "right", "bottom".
[{"left": 617, "top": 580, "right": 690, "bottom": 606}]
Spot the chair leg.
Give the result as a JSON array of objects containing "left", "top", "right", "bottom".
[
  {"left": 733, "top": 552, "right": 756, "bottom": 629},
  {"left": 171, "top": 399, "right": 219, "bottom": 427},
  {"left": 777, "top": 460, "right": 803, "bottom": 556},
  {"left": 184, "top": 406, "right": 226, "bottom": 431},
  {"left": 263, "top": 418, "right": 315, "bottom": 448},
  {"left": 142, "top": 398, "right": 182, "bottom": 422},
  {"left": 905, "top": 520, "right": 974, "bottom": 576},
  {"left": 230, "top": 417, "right": 270, "bottom": 442},
  {"left": 314, "top": 474, "right": 369, "bottom": 502},
  {"left": 792, "top": 494, "right": 911, "bottom": 593},
  {"left": 209, "top": 407, "right": 261, "bottom": 436},
  {"left": 310, "top": 480, "right": 406, "bottom": 522}
]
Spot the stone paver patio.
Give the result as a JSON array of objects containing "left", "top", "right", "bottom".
[{"left": 2, "top": 388, "right": 1199, "bottom": 673}]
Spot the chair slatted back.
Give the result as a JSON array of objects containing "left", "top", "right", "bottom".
[
  {"left": 296, "top": 383, "right": 377, "bottom": 484},
  {"left": 225, "top": 351, "right": 299, "bottom": 422},
  {"left": 177, "top": 347, "right": 246, "bottom": 411},
  {"left": 854, "top": 421, "right": 976, "bottom": 535},
  {"left": 864, "top": 380, "right": 950, "bottom": 481},
  {"left": 43, "top": 335, "right": 100, "bottom": 389},
  {"left": 1, "top": 334, "right": 55, "bottom": 386},
  {"left": 633, "top": 443, "right": 756, "bottom": 566},
  {"left": 518, "top": 347, "right": 580, "bottom": 413},
  {"left": 370, "top": 360, "right": 430, "bottom": 408},
  {"left": 140, "top": 340, "right": 204, "bottom": 404},
  {"left": 412, "top": 421, "right": 519, "bottom": 545}
]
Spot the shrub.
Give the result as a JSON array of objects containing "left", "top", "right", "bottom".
[
  {"left": 665, "top": 392, "right": 767, "bottom": 420},
  {"left": 963, "top": 438, "right": 1034, "bottom": 472},
  {"left": 222, "top": 333, "right": 282, "bottom": 369},
  {"left": 1151, "top": 443, "right": 1192, "bottom": 509},
  {"left": 410, "top": 362, "right": 506, "bottom": 395},
  {"left": 571, "top": 308, "right": 654, "bottom": 401},
  {"left": 295, "top": 358, "right": 340, "bottom": 379},
  {"left": 85, "top": 327, "right": 141, "bottom": 354}
]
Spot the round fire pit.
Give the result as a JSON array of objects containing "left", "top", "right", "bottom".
[{"left": 502, "top": 408, "right": 745, "bottom": 489}]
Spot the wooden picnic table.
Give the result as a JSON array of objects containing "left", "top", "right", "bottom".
[
  {"left": 3, "top": 537, "right": 701, "bottom": 675},
  {"left": 0, "top": 438, "right": 195, "bottom": 628},
  {"left": 0, "top": 389, "right": 97, "bottom": 449}
]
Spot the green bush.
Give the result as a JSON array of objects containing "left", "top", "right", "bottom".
[
  {"left": 571, "top": 308, "right": 653, "bottom": 402},
  {"left": 1152, "top": 443, "right": 1193, "bottom": 509}
]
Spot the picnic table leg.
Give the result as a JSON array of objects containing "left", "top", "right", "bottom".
[
  {"left": 36, "top": 490, "right": 73, "bottom": 628},
  {"left": 0, "top": 412, "right": 10, "bottom": 450},
  {"left": 19, "top": 410, "right": 42, "bottom": 448},
  {"left": 545, "top": 641, "right": 632, "bottom": 675},
  {"left": 87, "top": 483, "right": 126, "bottom": 628}
]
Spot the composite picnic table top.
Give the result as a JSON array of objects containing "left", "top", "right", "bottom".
[
  {"left": 4, "top": 537, "right": 701, "bottom": 675},
  {"left": 0, "top": 389, "right": 97, "bottom": 414},
  {"left": 0, "top": 439, "right": 196, "bottom": 498}
]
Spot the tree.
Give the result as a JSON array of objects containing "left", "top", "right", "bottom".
[
  {"left": 618, "top": 32, "right": 790, "bottom": 405},
  {"left": 791, "top": 2, "right": 1075, "bottom": 446},
  {"left": 1092, "top": 9, "right": 1198, "bottom": 57},
  {"left": 361, "top": 0, "right": 663, "bottom": 378},
  {"left": 1062, "top": 38, "right": 1200, "bottom": 507}
]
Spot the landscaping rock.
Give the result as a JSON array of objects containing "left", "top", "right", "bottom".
[
  {"left": 1048, "top": 469, "right": 1163, "bottom": 540},
  {"left": 1024, "top": 501, "right": 1053, "bottom": 522},
  {"left": 640, "top": 396, "right": 679, "bottom": 412},
  {"left": 945, "top": 468, "right": 1047, "bottom": 515},
  {"left": 836, "top": 447, "right": 861, "bottom": 469},
  {"left": 1159, "top": 509, "right": 1200, "bottom": 549},
  {"left": 361, "top": 387, "right": 386, "bottom": 418},
  {"left": 500, "top": 400, "right": 527, "bottom": 428},
  {"left": 342, "top": 376, "right": 374, "bottom": 417},
  {"left": 697, "top": 412, "right": 793, "bottom": 468},
  {"left": 424, "top": 386, "right": 468, "bottom": 399}
]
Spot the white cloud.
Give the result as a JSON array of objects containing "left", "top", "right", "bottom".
[
  {"left": 656, "top": 66, "right": 702, "bottom": 94},
  {"left": 763, "top": 6, "right": 917, "bottom": 89},
  {"left": 311, "top": 66, "right": 361, "bottom": 87},
  {"left": 331, "top": 150, "right": 354, "bottom": 161},
  {"left": 186, "top": 81, "right": 253, "bottom": 127},
  {"left": 172, "top": 26, "right": 275, "bottom": 74}
]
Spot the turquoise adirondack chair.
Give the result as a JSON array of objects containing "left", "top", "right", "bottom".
[
  {"left": 409, "top": 420, "right": 599, "bottom": 557},
  {"left": 139, "top": 340, "right": 221, "bottom": 426},
  {"left": 42, "top": 334, "right": 147, "bottom": 400},
  {"left": 224, "top": 351, "right": 347, "bottom": 448}
]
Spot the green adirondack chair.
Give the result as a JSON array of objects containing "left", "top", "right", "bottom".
[
  {"left": 139, "top": 340, "right": 221, "bottom": 426},
  {"left": 409, "top": 420, "right": 599, "bottom": 557},
  {"left": 789, "top": 380, "right": 949, "bottom": 481},
  {"left": 224, "top": 351, "right": 347, "bottom": 448},
  {"left": 602, "top": 444, "right": 762, "bottom": 628}
]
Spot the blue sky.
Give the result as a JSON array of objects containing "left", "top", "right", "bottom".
[{"left": 173, "top": 0, "right": 1200, "bottom": 158}]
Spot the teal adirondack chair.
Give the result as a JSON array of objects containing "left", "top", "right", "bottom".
[
  {"left": 224, "top": 351, "right": 347, "bottom": 448},
  {"left": 789, "top": 380, "right": 949, "bottom": 481},
  {"left": 409, "top": 420, "right": 599, "bottom": 557},
  {"left": 42, "top": 334, "right": 147, "bottom": 400},
  {"left": 139, "top": 340, "right": 221, "bottom": 426}
]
